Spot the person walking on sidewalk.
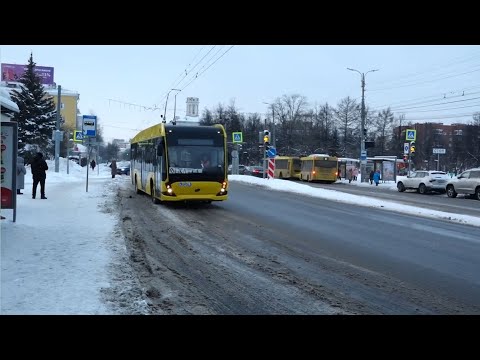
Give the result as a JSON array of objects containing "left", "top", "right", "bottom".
[
  {"left": 32, "top": 152, "right": 48, "bottom": 199},
  {"left": 31, "top": 152, "right": 48, "bottom": 199},
  {"left": 17, "top": 156, "right": 27, "bottom": 195},
  {"left": 109, "top": 159, "right": 117, "bottom": 179}
]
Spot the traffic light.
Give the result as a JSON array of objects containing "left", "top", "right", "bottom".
[
  {"left": 263, "top": 130, "right": 270, "bottom": 150},
  {"left": 403, "top": 154, "right": 408, "bottom": 162},
  {"left": 410, "top": 142, "right": 416, "bottom": 154}
]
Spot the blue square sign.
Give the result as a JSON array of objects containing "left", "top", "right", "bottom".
[
  {"left": 83, "top": 115, "right": 97, "bottom": 137},
  {"left": 406, "top": 129, "right": 416, "bottom": 141},
  {"left": 232, "top": 132, "right": 243, "bottom": 143}
]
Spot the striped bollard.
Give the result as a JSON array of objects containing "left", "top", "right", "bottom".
[{"left": 267, "top": 158, "right": 275, "bottom": 179}]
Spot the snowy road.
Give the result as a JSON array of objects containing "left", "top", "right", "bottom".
[{"left": 112, "top": 178, "right": 480, "bottom": 314}]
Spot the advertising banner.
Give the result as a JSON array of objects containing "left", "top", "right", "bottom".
[
  {"left": 382, "top": 160, "right": 395, "bottom": 181},
  {"left": 1, "top": 122, "right": 18, "bottom": 211},
  {"left": 1, "top": 63, "right": 55, "bottom": 85}
]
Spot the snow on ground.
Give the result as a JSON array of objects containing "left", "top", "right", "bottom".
[
  {"left": 1, "top": 158, "right": 477, "bottom": 315},
  {"left": 228, "top": 175, "right": 480, "bottom": 228},
  {"left": 1, "top": 158, "right": 148, "bottom": 315}
]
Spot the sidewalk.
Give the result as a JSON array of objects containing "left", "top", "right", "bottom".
[{"left": 1, "top": 160, "right": 147, "bottom": 314}]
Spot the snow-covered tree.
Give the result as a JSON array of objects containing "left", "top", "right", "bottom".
[{"left": 11, "top": 53, "right": 57, "bottom": 159}]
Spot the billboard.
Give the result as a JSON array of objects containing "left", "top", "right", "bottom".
[{"left": 1, "top": 63, "right": 55, "bottom": 85}]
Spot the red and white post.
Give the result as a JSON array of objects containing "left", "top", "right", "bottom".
[{"left": 267, "top": 158, "right": 275, "bottom": 179}]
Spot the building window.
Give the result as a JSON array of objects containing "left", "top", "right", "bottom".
[{"left": 454, "top": 129, "right": 463, "bottom": 136}]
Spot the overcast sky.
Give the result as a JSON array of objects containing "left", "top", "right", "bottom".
[{"left": 1, "top": 45, "right": 479, "bottom": 142}]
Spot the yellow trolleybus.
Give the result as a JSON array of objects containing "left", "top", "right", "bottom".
[
  {"left": 130, "top": 123, "right": 228, "bottom": 203},
  {"left": 299, "top": 154, "right": 338, "bottom": 183},
  {"left": 274, "top": 156, "right": 301, "bottom": 179}
]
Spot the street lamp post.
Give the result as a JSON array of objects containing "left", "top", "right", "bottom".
[
  {"left": 173, "top": 89, "right": 181, "bottom": 125},
  {"left": 67, "top": 132, "right": 73, "bottom": 175},
  {"left": 347, "top": 67, "right": 379, "bottom": 183},
  {"left": 163, "top": 88, "right": 181, "bottom": 123}
]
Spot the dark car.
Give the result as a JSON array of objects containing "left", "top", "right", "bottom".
[
  {"left": 245, "top": 166, "right": 265, "bottom": 178},
  {"left": 116, "top": 161, "right": 130, "bottom": 175}
]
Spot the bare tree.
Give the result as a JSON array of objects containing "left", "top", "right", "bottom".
[
  {"left": 374, "top": 107, "right": 395, "bottom": 154},
  {"left": 310, "top": 102, "right": 335, "bottom": 154},
  {"left": 199, "top": 108, "right": 215, "bottom": 125},
  {"left": 334, "top": 96, "right": 359, "bottom": 157},
  {"left": 272, "top": 94, "right": 309, "bottom": 154}
]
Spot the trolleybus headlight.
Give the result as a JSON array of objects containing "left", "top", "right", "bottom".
[{"left": 164, "top": 183, "right": 175, "bottom": 196}]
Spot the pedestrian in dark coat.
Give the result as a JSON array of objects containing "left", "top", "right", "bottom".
[
  {"left": 369, "top": 170, "right": 375, "bottom": 185},
  {"left": 31, "top": 152, "right": 48, "bottom": 199}
]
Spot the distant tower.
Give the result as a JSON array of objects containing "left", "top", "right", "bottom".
[{"left": 186, "top": 97, "right": 199, "bottom": 117}]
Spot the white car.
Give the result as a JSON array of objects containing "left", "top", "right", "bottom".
[
  {"left": 397, "top": 170, "right": 449, "bottom": 194},
  {"left": 446, "top": 168, "right": 480, "bottom": 200}
]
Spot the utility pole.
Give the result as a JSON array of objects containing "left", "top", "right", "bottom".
[
  {"left": 271, "top": 106, "right": 275, "bottom": 147},
  {"left": 55, "top": 85, "right": 61, "bottom": 172},
  {"left": 263, "top": 102, "right": 276, "bottom": 147},
  {"left": 163, "top": 88, "right": 181, "bottom": 123},
  {"left": 67, "top": 131, "right": 72, "bottom": 175},
  {"left": 263, "top": 119, "right": 268, "bottom": 179},
  {"left": 173, "top": 89, "right": 181, "bottom": 125},
  {"left": 347, "top": 68, "right": 378, "bottom": 182}
]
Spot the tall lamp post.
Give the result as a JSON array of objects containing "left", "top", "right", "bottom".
[
  {"left": 262, "top": 102, "right": 275, "bottom": 147},
  {"left": 347, "top": 67, "right": 379, "bottom": 182},
  {"left": 163, "top": 88, "right": 181, "bottom": 123},
  {"left": 173, "top": 89, "right": 181, "bottom": 124}
]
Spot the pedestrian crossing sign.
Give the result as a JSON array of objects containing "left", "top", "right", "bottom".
[
  {"left": 406, "top": 129, "right": 416, "bottom": 141},
  {"left": 74, "top": 130, "right": 84, "bottom": 143},
  {"left": 232, "top": 132, "right": 243, "bottom": 143}
]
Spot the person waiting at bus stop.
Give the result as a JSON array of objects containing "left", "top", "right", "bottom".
[
  {"left": 373, "top": 169, "right": 381, "bottom": 186},
  {"left": 17, "top": 156, "right": 27, "bottom": 194},
  {"left": 109, "top": 159, "right": 117, "bottom": 178},
  {"left": 369, "top": 170, "right": 375, "bottom": 185},
  {"left": 347, "top": 168, "right": 353, "bottom": 183}
]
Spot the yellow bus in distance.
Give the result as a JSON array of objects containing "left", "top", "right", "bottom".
[
  {"left": 274, "top": 156, "right": 301, "bottom": 179},
  {"left": 130, "top": 122, "right": 228, "bottom": 203},
  {"left": 299, "top": 154, "right": 338, "bottom": 183}
]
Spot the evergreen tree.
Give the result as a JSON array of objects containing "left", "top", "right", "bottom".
[{"left": 11, "top": 53, "right": 57, "bottom": 160}]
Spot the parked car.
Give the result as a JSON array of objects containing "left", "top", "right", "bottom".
[
  {"left": 228, "top": 164, "right": 246, "bottom": 174},
  {"left": 446, "top": 168, "right": 480, "bottom": 200},
  {"left": 245, "top": 165, "right": 265, "bottom": 178},
  {"left": 396, "top": 170, "right": 449, "bottom": 194},
  {"left": 116, "top": 161, "right": 130, "bottom": 175}
]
